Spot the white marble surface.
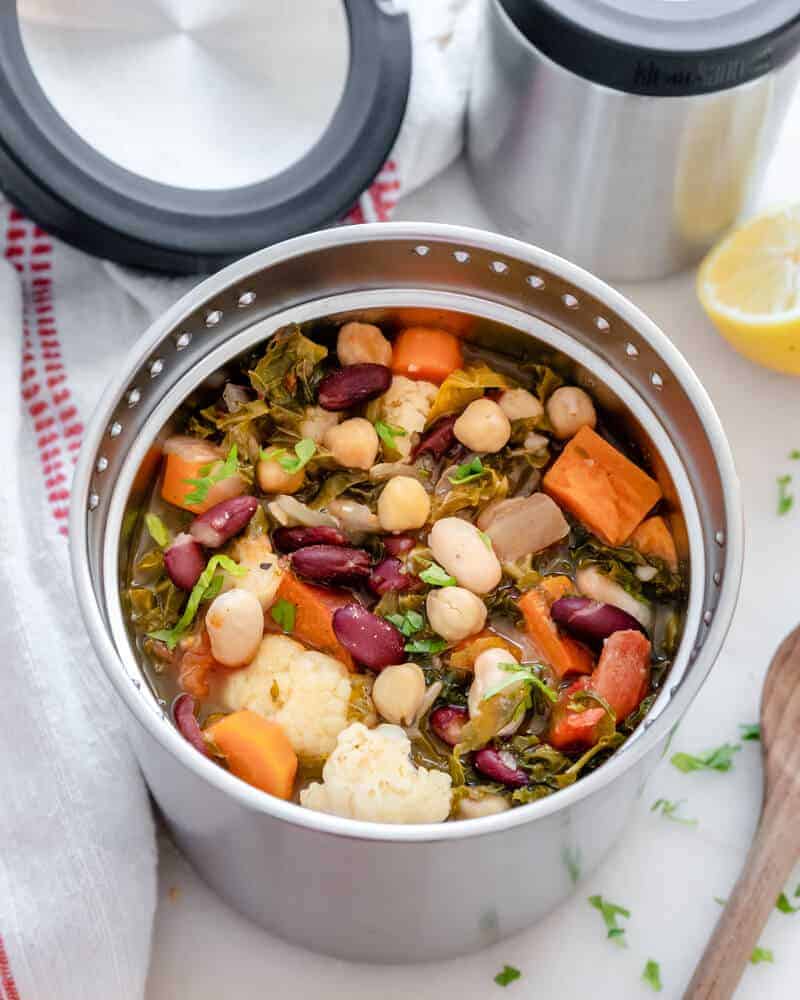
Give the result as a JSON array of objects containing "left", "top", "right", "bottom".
[{"left": 146, "top": 89, "right": 800, "bottom": 1000}]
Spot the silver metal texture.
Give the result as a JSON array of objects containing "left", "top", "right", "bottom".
[
  {"left": 467, "top": 0, "right": 800, "bottom": 281},
  {"left": 70, "top": 222, "right": 742, "bottom": 961}
]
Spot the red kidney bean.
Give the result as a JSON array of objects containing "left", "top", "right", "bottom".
[
  {"left": 383, "top": 534, "right": 416, "bottom": 556},
  {"left": 273, "top": 525, "right": 348, "bottom": 553},
  {"left": 473, "top": 747, "right": 529, "bottom": 788},
  {"left": 332, "top": 604, "right": 405, "bottom": 670},
  {"left": 190, "top": 495, "right": 259, "bottom": 548},
  {"left": 318, "top": 363, "right": 392, "bottom": 411},
  {"left": 173, "top": 694, "right": 209, "bottom": 756},
  {"left": 291, "top": 545, "right": 372, "bottom": 585},
  {"left": 551, "top": 596, "right": 644, "bottom": 645},
  {"left": 368, "top": 557, "right": 420, "bottom": 595},
  {"left": 411, "top": 415, "right": 457, "bottom": 460},
  {"left": 430, "top": 705, "right": 469, "bottom": 746},
  {"left": 164, "top": 533, "right": 206, "bottom": 590}
]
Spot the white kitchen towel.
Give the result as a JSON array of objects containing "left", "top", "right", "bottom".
[{"left": 0, "top": 3, "right": 480, "bottom": 998}]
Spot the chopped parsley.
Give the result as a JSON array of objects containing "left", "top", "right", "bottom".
[
  {"left": 750, "top": 946, "right": 774, "bottom": 965},
  {"left": 260, "top": 438, "right": 316, "bottom": 475},
  {"left": 790, "top": 449, "right": 800, "bottom": 460},
  {"left": 483, "top": 662, "right": 557, "bottom": 703},
  {"left": 494, "top": 965, "right": 521, "bottom": 988},
  {"left": 449, "top": 456, "right": 485, "bottom": 484},
  {"left": 739, "top": 722, "right": 760, "bottom": 741},
  {"left": 183, "top": 444, "right": 239, "bottom": 506},
  {"left": 419, "top": 562, "right": 456, "bottom": 587},
  {"left": 405, "top": 637, "right": 448, "bottom": 655},
  {"left": 374, "top": 420, "right": 407, "bottom": 451},
  {"left": 777, "top": 474, "right": 794, "bottom": 515},
  {"left": 651, "top": 798, "right": 697, "bottom": 826},
  {"left": 478, "top": 529, "right": 493, "bottom": 550},
  {"left": 588, "top": 894, "right": 630, "bottom": 946},
  {"left": 671, "top": 743, "right": 740, "bottom": 773},
  {"left": 642, "top": 960, "right": 662, "bottom": 992},
  {"left": 148, "top": 553, "right": 245, "bottom": 649},
  {"left": 270, "top": 598, "right": 296, "bottom": 634},
  {"left": 776, "top": 892, "right": 798, "bottom": 914},
  {"left": 144, "top": 512, "right": 170, "bottom": 548},
  {"left": 385, "top": 609, "right": 423, "bottom": 637}
]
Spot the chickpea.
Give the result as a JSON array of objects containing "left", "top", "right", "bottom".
[
  {"left": 206, "top": 589, "right": 264, "bottom": 667},
  {"left": 256, "top": 457, "right": 305, "bottom": 495},
  {"left": 323, "top": 417, "right": 379, "bottom": 470},
  {"left": 426, "top": 587, "right": 487, "bottom": 643},
  {"left": 337, "top": 321, "right": 393, "bottom": 367},
  {"left": 468, "top": 647, "right": 522, "bottom": 736},
  {"left": 429, "top": 517, "right": 502, "bottom": 595},
  {"left": 299, "top": 405, "right": 340, "bottom": 444},
  {"left": 372, "top": 663, "right": 426, "bottom": 726},
  {"left": 456, "top": 792, "right": 511, "bottom": 820},
  {"left": 546, "top": 386, "right": 597, "bottom": 440},
  {"left": 229, "top": 535, "right": 283, "bottom": 609},
  {"left": 454, "top": 397, "right": 511, "bottom": 453},
  {"left": 377, "top": 475, "right": 431, "bottom": 532},
  {"left": 498, "top": 388, "right": 543, "bottom": 423}
]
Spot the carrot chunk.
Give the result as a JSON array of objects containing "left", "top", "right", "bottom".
[
  {"left": 449, "top": 630, "right": 521, "bottom": 671},
  {"left": 391, "top": 327, "right": 463, "bottom": 384},
  {"left": 543, "top": 426, "right": 662, "bottom": 546},
  {"left": 629, "top": 516, "right": 678, "bottom": 572},
  {"left": 160, "top": 436, "right": 244, "bottom": 514},
  {"left": 519, "top": 577, "right": 594, "bottom": 679},
  {"left": 206, "top": 711, "right": 298, "bottom": 800},
  {"left": 273, "top": 572, "right": 355, "bottom": 669}
]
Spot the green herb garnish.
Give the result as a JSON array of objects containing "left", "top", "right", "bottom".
[
  {"left": 642, "top": 960, "right": 662, "bottom": 992},
  {"left": 588, "top": 895, "right": 630, "bottom": 946},
  {"left": 790, "top": 450, "right": 800, "bottom": 460},
  {"left": 494, "top": 965, "right": 521, "bottom": 988},
  {"left": 478, "top": 529, "right": 493, "bottom": 550},
  {"left": 671, "top": 743, "right": 740, "bottom": 773},
  {"left": 144, "top": 513, "right": 170, "bottom": 548},
  {"left": 750, "top": 946, "right": 774, "bottom": 965},
  {"left": 405, "top": 638, "right": 448, "bottom": 654},
  {"left": 260, "top": 438, "right": 316, "bottom": 475},
  {"left": 777, "top": 474, "right": 794, "bottom": 515},
  {"left": 651, "top": 798, "right": 697, "bottom": 826},
  {"left": 148, "top": 553, "right": 245, "bottom": 649},
  {"left": 449, "top": 456, "right": 485, "bottom": 484},
  {"left": 270, "top": 598, "right": 296, "bottom": 633},
  {"left": 183, "top": 444, "right": 239, "bottom": 506},
  {"left": 386, "top": 609, "right": 424, "bottom": 637},
  {"left": 740, "top": 723, "right": 760, "bottom": 741},
  {"left": 483, "top": 662, "right": 557, "bottom": 703},
  {"left": 374, "top": 420, "right": 407, "bottom": 451},
  {"left": 777, "top": 892, "right": 798, "bottom": 914},
  {"left": 419, "top": 562, "right": 456, "bottom": 587}
]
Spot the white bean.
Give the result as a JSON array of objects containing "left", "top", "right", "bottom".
[
  {"left": 546, "top": 386, "right": 597, "bottom": 440},
  {"left": 499, "top": 388, "right": 543, "bottom": 422},
  {"left": 206, "top": 589, "right": 264, "bottom": 667},
  {"left": 576, "top": 566, "right": 653, "bottom": 630},
  {"left": 337, "top": 321, "right": 393, "bottom": 367},
  {"left": 468, "top": 647, "right": 523, "bottom": 736},
  {"left": 372, "top": 663, "right": 426, "bottom": 726},
  {"left": 377, "top": 476, "right": 430, "bottom": 532},
  {"left": 456, "top": 793, "right": 511, "bottom": 820},
  {"left": 429, "top": 517, "right": 502, "bottom": 595},
  {"left": 453, "top": 398, "right": 511, "bottom": 453},
  {"left": 323, "top": 418, "right": 379, "bottom": 470},
  {"left": 426, "top": 587, "right": 487, "bottom": 642}
]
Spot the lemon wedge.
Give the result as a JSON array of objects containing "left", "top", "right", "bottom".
[{"left": 697, "top": 205, "right": 800, "bottom": 374}]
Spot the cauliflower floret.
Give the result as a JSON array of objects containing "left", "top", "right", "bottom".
[
  {"left": 300, "top": 405, "right": 341, "bottom": 444},
  {"left": 216, "top": 634, "right": 352, "bottom": 760},
  {"left": 379, "top": 375, "right": 438, "bottom": 458},
  {"left": 300, "top": 723, "right": 452, "bottom": 823}
]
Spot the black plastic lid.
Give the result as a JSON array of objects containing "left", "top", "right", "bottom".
[
  {"left": 500, "top": 0, "right": 800, "bottom": 96},
  {"left": 0, "top": 0, "right": 411, "bottom": 274}
]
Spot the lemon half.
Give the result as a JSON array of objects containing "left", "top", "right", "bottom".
[{"left": 697, "top": 205, "right": 800, "bottom": 374}]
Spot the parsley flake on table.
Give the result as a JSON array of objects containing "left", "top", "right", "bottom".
[
  {"left": 790, "top": 450, "right": 800, "bottom": 460},
  {"left": 671, "top": 743, "right": 740, "bottom": 773},
  {"left": 144, "top": 512, "right": 170, "bottom": 548},
  {"left": 419, "top": 561, "right": 456, "bottom": 587},
  {"left": 642, "top": 959, "right": 662, "bottom": 992},
  {"left": 494, "top": 965, "right": 521, "bottom": 987},
  {"left": 183, "top": 444, "right": 239, "bottom": 506},
  {"left": 374, "top": 420, "right": 407, "bottom": 451},
  {"left": 449, "top": 456, "right": 485, "bottom": 484},
  {"left": 739, "top": 722, "right": 760, "bottom": 741},
  {"left": 588, "top": 894, "right": 630, "bottom": 946},
  {"left": 750, "top": 946, "right": 774, "bottom": 965},
  {"left": 651, "top": 798, "right": 697, "bottom": 826},
  {"left": 260, "top": 438, "right": 316, "bottom": 475},
  {"left": 777, "top": 474, "right": 794, "bottom": 515},
  {"left": 270, "top": 598, "right": 296, "bottom": 634},
  {"left": 776, "top": 892, "right": 798, "bottom": 914}
]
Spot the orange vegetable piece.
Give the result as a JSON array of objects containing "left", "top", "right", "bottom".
[
  {"left": 543, "top": 426, "right": 662, "bottom": 546},
  {"left": 449, "top": 631, "right": 521, "bottom": 671},
  {"left": 391, "top": 327, "right": 463, "bottom": 384},
  {"left": 549, "top": 677, "right": 605, "bottom": 749},
  {"left": 629, "top": 516, "right": 678, "bottom": 572},
  {"left": 177, "top": 629, "right": 218, "bottom": 699},
  {"left": 160, "top": 435, "right": 245, "bottom": 514},
  {"left": 206, "top": 710, "right": 298, "bottom": 799},
  {"left": 273, "top": 572, "right": 355, "bottom": 670},
  {"left": 518, "top": 577, "right": 594, "bottom": 680}
]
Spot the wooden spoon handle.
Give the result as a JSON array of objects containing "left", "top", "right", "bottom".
[{"left": 684, "top": 793, "right": 799, "bottom": 1000}]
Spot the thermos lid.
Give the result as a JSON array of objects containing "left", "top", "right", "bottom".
[
  {"left": 500, "top": 0, "right": 800, "bottom": 96},
  {"left": 0, "top": 0, "right": 411, "bottom": 273}
]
